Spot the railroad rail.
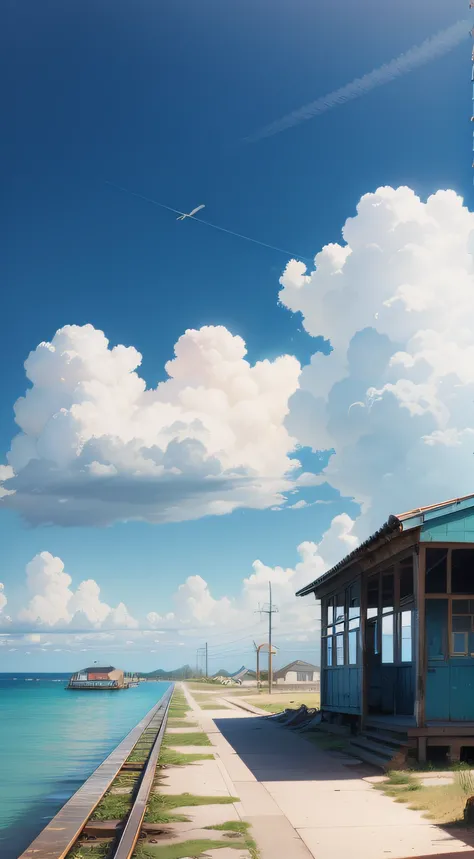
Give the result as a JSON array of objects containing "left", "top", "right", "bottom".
[{"left": 19, "top": 684, "right": 174, "bottom": 859}]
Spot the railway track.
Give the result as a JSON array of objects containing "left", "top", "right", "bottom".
[{"left": 19, "top": 684, "right": 175, "bottom": 859}]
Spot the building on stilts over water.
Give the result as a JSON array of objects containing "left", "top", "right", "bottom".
[{"left": 296, "top": 494, "right": 474, "bottom": 768}]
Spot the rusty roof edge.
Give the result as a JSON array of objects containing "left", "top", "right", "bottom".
[{"left": 295, "top": 514, "right": 402, "bottom": 598}]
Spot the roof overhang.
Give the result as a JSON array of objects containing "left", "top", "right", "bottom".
[{"left": 296, "top": 493, "right": 474, "bottom": 600}]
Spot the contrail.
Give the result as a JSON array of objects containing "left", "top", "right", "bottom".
[
  {"left": 245, "top": 18, "right": 470, "bottom": 143},
  {"left": 106, "top": 181, "right": 313, "bottom": 262}
]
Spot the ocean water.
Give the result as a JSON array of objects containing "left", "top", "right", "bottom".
[{"left": 0, "top": 673, "right": 170, "bottom": 859}]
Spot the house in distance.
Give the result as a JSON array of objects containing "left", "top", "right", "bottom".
[
  {"left": 67, "top": 665, "right": 131, "bottom": 690},
  {"left": 296, "top": 494, "right": 474, "bottom": 768},
  {"left": 274, "top": 660, "right": 319, "bottom": 687}
]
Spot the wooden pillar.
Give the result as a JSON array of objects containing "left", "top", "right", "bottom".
[
  {"left": 418, "top": 736, "right": 427, "bottom": 763},
  {"left": 415, "top": 545, "right": 426, "bottom": 728},
  {"left": 360, "top": 570, "right": 368, "bottom": 730}
]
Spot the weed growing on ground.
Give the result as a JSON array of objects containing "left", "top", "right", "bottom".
[
  {"left": 134, "top": 838, "right": 246, "bottom": 859},
  {"left": 200, "top": 703, "right": 231, "bottom": 710},
  {"left": 163, "top": 732, "right": 211, "bottom": 747},
  {"left": 158, "top": 747, "right": 213, "bottom": 766},
  {"left": 206, "top": 821, "right": 259, "bottom": 858},
  {"left": 455, "top": 764, "right": 474, "bottom": 796},
  {"left": 144, "top": 793, "right": 238, "bottom": 824},
  {"left": 67, "top": 844, "right": 111, "bottom": 859},
  {"left": 92, "top": 792, "right": 132, "bottom": 820},
  {"left": 375, "top": 769, "right": 474, "bottom": 823}
]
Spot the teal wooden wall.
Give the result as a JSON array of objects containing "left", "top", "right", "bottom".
[
  {"left": 322, "top": 666, "right": 362, "bottom": 714},
  {"left": 421, "top": 509, "right": 474, "bottom": 543},
  {"left": 426, "top": 598, "right": 474, "bottom": 720}
]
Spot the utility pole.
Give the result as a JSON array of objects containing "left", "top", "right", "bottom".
[
  {"left": 268, "top": 583, "right": 273, "bottom": 694},
  {"left": 205, "top": 642, "right": 208, "bottom": 678},
  {"left": 253, "top": 641, "right": 260, "bottom": 687},
  {"left": 258, "top": 582, "right": 279, "bottom": 694}
]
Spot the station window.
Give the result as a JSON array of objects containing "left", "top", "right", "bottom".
[
  {"left": 327, "top": 598, "right": 334, "bottom": 628},
  {"left": 348, "top": 628, "right": 358, "bottom": 665},
  {"left": 452, "top": 549, "right": 474, "bottom": 594},
  {"left": 451, "top": 599, "right": 474, "bottom": 656},
  {"left": 335, "top": 592, "right": 345, "bottom": 624},
  {"left": 400, "top": 610, "right": 412, "bottom": 662},
  {"left": 336, "top": 634, "right": 344, "bottom": 666},
  {"left": 382, "top": 570, "right": 394, "bottom": 614},
  {"left": 425, "top": 548, "right": 448, "bottom": 594},
  {"left": 452, "top": 631, "right": 468, "bottom": 656},
  {"left": 382, "top": 614, "right": 394, "bottom": 663},
  {"left": 367, "top": 575, "right": 379, "bottom": 619},
  {"left": 399, "top": 557, "right": 414, "bottom": 603},
  {"left": 326, "top": 637, "right": 333, "bottom": 667}
]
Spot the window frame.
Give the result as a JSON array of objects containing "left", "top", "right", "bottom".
[{"left": 424, "top": 546, "right": 474, "bottom": 658}]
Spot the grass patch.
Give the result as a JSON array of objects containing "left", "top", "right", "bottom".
[
  {"left": 243, "top": 693, "right": 320, "bottom": 714},
  {"left": 144, "top": 792, "right": 238, "bottom": 823},
  {"left": 375, "top": 769, "right": 474, "bottom": 823},
  {"left": 92, "top": 792, "right": 132, "bottom": 820},
  {"left": 159, "top": 747, "right": 213, "bottom": 766},
  {"left": 167, "top": 719, "right": 197, "bottom": 728},
  {"left": 186, "top": 681, "right": 222, "bottom": 689},
  {"left": 135, "top": 839, "right": 244, "bottom": 858},
  {"left": 67, "top": 845, "right": 111, "bottom": 859},
  {"left": 206, "top": 820, "right": 249, "bottom": 833},
  {"left": 111, "top": 772, "right": 140, "bottom": 788},
  {"left": 200, "top": 703, "right": 230, "bottom": 710},
  {"left": 163, "top": 732, "right": 211, "bottom": 747},
  {"left": 206, "top": 821, "right": 258, "bottom": 858}
]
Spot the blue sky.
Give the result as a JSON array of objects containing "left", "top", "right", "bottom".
[{"left": 2, "top": 0, "right": 473, "bottom": 671}]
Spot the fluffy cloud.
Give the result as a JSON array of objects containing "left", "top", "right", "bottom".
[
  {"left": 0, "top": 324, "right": 301, "bottom": 526},
  {"left": 18, "top": 551, "right": 137, "bottom": 629},
  {"left": 146, "top": 513, "right": 357, "bottom": 636},
  {"left": 281, "top": 186, "right": 474, "bottom": 533},
  {"left": 0, "top": 583, "right": 7, "bottom": 613}
]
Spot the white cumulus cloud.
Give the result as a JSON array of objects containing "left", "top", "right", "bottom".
[
  {"left": 145, "top": 513, "right": 357, "bottom": 636},
  {"left": 0, "top": 583, "right": 7, "bottom": 613},
  {"left": 280, "top": 186, "right": 474, "bottom": 533},
  {"left": 18, "top": 551, "right": 137, "bottom": 629},
  {"left": 0, "top": 324, "right": 301, "bottom": 526}
]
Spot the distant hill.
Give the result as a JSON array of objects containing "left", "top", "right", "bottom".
[
  {"left": 143, "top": 664, "right": 195, "bottom": 680},
  {"left": 213, "top": 669, "right": 231, "bottom": 677}
]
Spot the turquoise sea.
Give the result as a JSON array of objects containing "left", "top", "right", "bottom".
[{"left": 0, "top": 673, "right": 170, "bottom": 859}]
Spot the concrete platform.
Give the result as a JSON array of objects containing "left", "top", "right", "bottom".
[
  {"left": 165, "top": 744, "right": 213, "bottom": 755},
  {"left": 180, "top": 683, "right": 474, "bottom": 859},
  {"left": 175, "top": 803, "right": 240, "bottom": 827},
  {"left": 158, "top": 759, "right": 233, "bottom": 797}
]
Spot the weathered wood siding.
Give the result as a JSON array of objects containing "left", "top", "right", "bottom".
[
  {"left": 426, "top": 598, "right": 474, "bottom": 720},
  {"left": 322, "top": 666, "right": 362, "bottom": 714},
  {"left": 421, "top": 510, "right": 474, "bottom": 543}
]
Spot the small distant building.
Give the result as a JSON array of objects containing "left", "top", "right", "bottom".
[
  {"left": 230, "top": 667, "right": 257, "bottom": 685},
  {"left": 67, "top": 665, "right": 126, "bottom": 690},
  {"left": 274, "top": 660, "right": 320, "bottom": 685}
]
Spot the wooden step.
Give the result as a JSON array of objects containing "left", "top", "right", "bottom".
[
  {"left": 350, "top": 736, "right": 395, "bottom": 759},
  {"left": 347, "top": 741, "right": 392, "bottom": 771},
  {"left": 363, "top": 729, "right": 405, "bottom": 749}
]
